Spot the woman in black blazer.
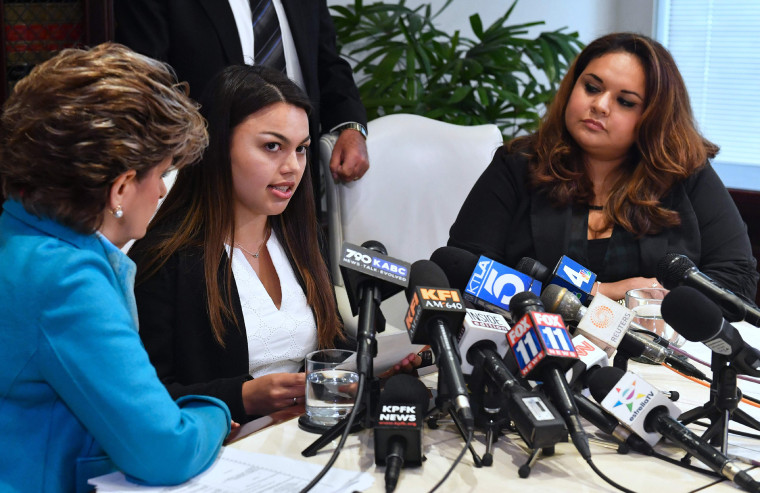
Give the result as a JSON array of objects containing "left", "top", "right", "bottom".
[
  {"left": 450, "top": 33, "right": 758, "bottom": 302},
  {"left": 130, "top": 65, "right": 346, "bottom": 424}
]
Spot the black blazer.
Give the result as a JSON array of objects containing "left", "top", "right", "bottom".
[
  {"left": 449, "top": 147, "right": 759, "bottom": 302},
  {"left": 114, "top": 0, "right": 367, "bottom": 187},
  {"left": 129, "top": 227, "right": 350, "bottom": 423}
]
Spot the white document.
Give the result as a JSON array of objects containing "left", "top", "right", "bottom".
[
  {"left": 338, "top": 328, "right": 426, "bottom": 375},
  {"left": 88, "top": 447, "right": 374, "bottom": 493}
]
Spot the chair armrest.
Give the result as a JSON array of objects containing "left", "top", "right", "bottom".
[{"left": 319, "top": 133, "right": 343, "bottom": 286}]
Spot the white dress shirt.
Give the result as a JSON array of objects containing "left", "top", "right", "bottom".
[
  {"left": 227, "top": 0, "right": 306, "bottom": 90},
  {"left": 228, "top": 234, "right": 318, "bottom": 378}
]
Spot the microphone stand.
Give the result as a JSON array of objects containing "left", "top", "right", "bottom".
[
  {"left": 612, "top": 347, "right": 636, "bottom": 372},
  {"left": 470, "top": 365, "right": 563, "bottom": 478},
  {"left": 426, "top": 365, "right": 483, "bottom": 467},
  {"left": 467, "top": 365, "right": 509, "bottom": 467},
  {"left": 678, "top": 353, "right": 760, "bottom": 455},
  {"left": 301, "top": 285, "right": 383, "bottom": 457}
]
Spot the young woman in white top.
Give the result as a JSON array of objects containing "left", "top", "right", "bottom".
[{"left": 130, "top": 65, "right": 417, "bottom": 423}]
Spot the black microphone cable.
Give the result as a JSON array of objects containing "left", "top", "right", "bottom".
[
  {"left": 584, "top": 458, "right": 637, "bottom": 493},
  {"left": 667, "top": 342, "right": 760, "bottom": 387},
  {"left": 740, "top": 393, "right": 760, "bottom": 407},
  {"left": 657, "top": 362, "right": 760, "bottom": 439},
  {"left": 655, "top": 348, "right": 760, "bottom": 409},
  {"left": 648, "top": 450, "right": 722, "bottom": 479},
  {"left": 299, "top": 374, "right": 366, "bottom": 493},
  {"left": 690, "top": 421, "right": 760, "bottom": 441},
  {"left": 427, "top": 429, "right": 473, "bottom": 493}
]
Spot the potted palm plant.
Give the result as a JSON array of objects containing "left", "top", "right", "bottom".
[{"left": 331, "top": 0, "right": 584, "bottom": 139}]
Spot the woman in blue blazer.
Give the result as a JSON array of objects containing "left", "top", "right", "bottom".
[{"left": 0, "top": 43, "right": 231, "bottom": 492}]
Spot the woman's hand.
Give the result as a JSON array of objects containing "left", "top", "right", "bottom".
[
  {"left": 595, "top": 277, "right": 663, "bottom": 302},
  {"left": 242, "top": 372, "right": 306, "bottom": 416},
  {"left": 225, "top": 420, "right": 241, "bottom": 439},
  {"left": 378, "top": 352, "right": 423, "bottom": 379}
]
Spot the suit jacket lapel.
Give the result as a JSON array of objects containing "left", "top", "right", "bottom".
[
  {"left": 280, "top": 0, "right": 318, "bottom": 92},
  {"left": 198, "top": 0, "right": 245, "bottom": 64},
  {"left": 530, "top": 190, "right": 572, "bottom": 266},
  {"left": 280, "top": 0, "right": 308, "bottom": 52},
  {"left": 639, "top": 182, "right": 697, "bottom": 277}
]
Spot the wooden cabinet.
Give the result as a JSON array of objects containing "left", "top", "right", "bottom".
[
  {"left": 729, "top": 189, "right": 760, "bottom": 306},
  {"left": 0, "top": 0, "right": 113, "bottom": 103}
]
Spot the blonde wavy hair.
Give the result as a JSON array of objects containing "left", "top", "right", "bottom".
[{"left": 0, "top": 42, "right": 208, "bottom": 233}]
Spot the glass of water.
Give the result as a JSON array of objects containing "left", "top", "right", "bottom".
[
  {"left": 304, "top": 349, "right": 358, "bottom": 427},
  {"left": 625, "top": 287, "right": 686, "bottom": 347}
]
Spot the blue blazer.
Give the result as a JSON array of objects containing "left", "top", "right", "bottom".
[{"left": 0, "top": 200, "right": 231, "bottom": 493}]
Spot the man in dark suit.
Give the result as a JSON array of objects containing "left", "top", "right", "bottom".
[{"left": 114, "top": 0, "right": 369, "bottom": 208}]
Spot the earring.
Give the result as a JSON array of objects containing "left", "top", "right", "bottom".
[{"left": 112, "top": 205, "right": 124, "bottom": 219}]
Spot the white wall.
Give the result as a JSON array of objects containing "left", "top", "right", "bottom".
[{"left": 327, "top": 0, "right": 655, "bottom": 44}]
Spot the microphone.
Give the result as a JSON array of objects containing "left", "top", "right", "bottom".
[
  {"left": 340, "top": 241, "right": 410, "bottom": 316},
  {"left": 374, "top": 374, "right": 427, "bottom": 493},
  {"left": 456, "top": 308, "right": 511, "bottom": 376},
  {"left": 515, "top": 256, "right": 551, "bottom": 285},
  {"left": 431, "top": 246, "right": 541, "bottom": 319},
  {"left": 565, "top": 334, "right": 610, "bottom": 389},
  {"left": 429, "top": 246, "right": 479, "bottom": 293},
  {"left": 517, "top": 255, "right": 596, "bottom": 304},
  {"left": 506, "top": 292, "right": 591, "bottom": 460},
  {"left": 456, "top": 308, "right": 568, "bottom": 452},
  {"left": 588, "top": 366, "right": 760, "bottom": 493},
  {"left": 340, "top": 241, "right": 411, "bottom": 378},
  {"left": 657, "top": 253, "right": 760, "bottom": 327},
  {"left": 572, "top": 391, "right": 653, "bottom": 455},
  {"left": 662, "top": 286, "right": 760, "bottom": 377},
  {"left": 541, "top": 284, "right": 705, "bottom": 379},
  {"left": 404, "top": 259, "right": 474, "bottom": 431}
]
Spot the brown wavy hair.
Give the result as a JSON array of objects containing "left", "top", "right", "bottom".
[
  {"left": 0, "top": 43, "right": 207, "bottom": 233},
  {"left": 511, "top": 32, "right": 718, "bottom": 236},
  {"left": 133, "top": 65, "right": 342, "bottom": 348}
]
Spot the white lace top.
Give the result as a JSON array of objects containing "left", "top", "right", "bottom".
[{"left": 228, "top": 234, "right": 318, "bottom": 378}]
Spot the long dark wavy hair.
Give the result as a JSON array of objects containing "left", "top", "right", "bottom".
[
  {"left": 133, "top": 65, "right": 341, "bottom": 348},
  {"left": 511, "top": 32, "right": 718, "bottom": 236}
]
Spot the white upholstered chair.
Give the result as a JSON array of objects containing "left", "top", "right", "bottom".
[{"left": 320, "top": 113, "right": 503, "bottom": 334}]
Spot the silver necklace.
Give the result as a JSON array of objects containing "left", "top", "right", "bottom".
[{"left": 235, "top": 227, "right": 270, "bottom": 259}]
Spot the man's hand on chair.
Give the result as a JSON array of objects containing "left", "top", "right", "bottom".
[{"left": 329, "top": 129, "right": 369, "bottom": 183}]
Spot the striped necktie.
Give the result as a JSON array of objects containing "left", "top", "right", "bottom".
[{"left": 250, "top": 0, "right": 286, "bottom": 72}]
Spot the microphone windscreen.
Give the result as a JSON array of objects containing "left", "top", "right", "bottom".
[
  {"left": 375, "top": 373, "right": 428, "bottom": 467},
  {"left": 405, "top": 259, "right": 450, "bottom": 302},
  {"left": 661, "top": 285, "right": 724, "bottom": 342},
  {"left": 429, "top": 246, "right": 478, "bottom": 291},
  {"left": 516, "top": 257, "right": 551, "bottom": 284},
  {"left": 656, "top": 253, "right": 695, "bottom": 289},
  {"left": 587, "top": 366, "right": 626, "bottom": 403},
  {"left": 362, "top": 239, "right": 388, "bottom": 255},
  {"left": 380, "top": 373, "right": 429, "bottom": 410},
  {"left": 510, "top": 290, "right": 544, "bottom": 321},
  {"left": 540, "top": 284, "right": 582, "bottom": 321}
]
